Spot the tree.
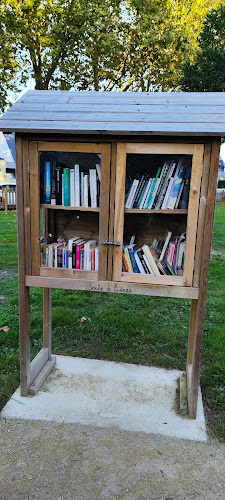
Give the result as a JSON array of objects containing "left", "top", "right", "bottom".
[{"left": 181, "top": 5, "right": 225, "bottom": 91}]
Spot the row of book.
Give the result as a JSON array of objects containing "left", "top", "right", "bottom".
[
  {"left": 40, "top": 161, "right": 101, "bottom": 208},
  {"left": 125, "top": 159, "right": 191, "bottom": 210},
  {"left": 122, "top": 232, "right": 186, "bottom": 276},
  {"left": 40, "top": 236, "right": 99, "bottom": 271}
]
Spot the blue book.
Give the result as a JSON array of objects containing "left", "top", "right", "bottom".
[
  {"left": 129, "top": 249, "right": 140, "bottom": 273},
  {"left": 167, "top": 164, "right": 185, "bottom": 209},
  {"left": 63, "top": 168, "right": 70, "bottom": 206},
  {"left": 45, "top": 161, "right": 51, "bottom": 204}
]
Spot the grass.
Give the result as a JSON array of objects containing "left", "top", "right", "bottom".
[{"left": 0, "top": 205, "right": 224, "bottom": 440}]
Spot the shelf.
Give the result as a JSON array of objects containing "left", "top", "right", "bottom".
[
  {"left": 41, "top": 204, "right": 100, "bottom": 212},
  {"left": 40, "top": 267, "right": 98, "bottom": 279},
  {"left": 124, "top": 209, "right": 188, "bottom": 214}
]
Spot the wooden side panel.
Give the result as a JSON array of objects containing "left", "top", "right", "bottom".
[
  {"left": 29, "top": 141, "right": 40, "bottom": 275},
  {"left": 43, "top": 288, "right": 52, "bottom": 357},
  {"left": 107, "top": 142, "right": 117, "bottom": 280},
  {"left": 188, "top": 139, "right": 220, "bottom": 418},
  {"left": 112, "top": 143, "right": 127, "bottom": 281},
  {"left": 16, "top": 135, "right": 31, "bottom": 395},
  {"left": 183, "top": 144, "right": 204, "bottom": 286},
  {"left": 98, "top": 144, "right": 111, "bottom": 281},
  {"left": 22, "top": 140, "right": 31, "bottom": 275},
  {"left": 193, "top": 144, "right": 212, "bottom": 287}
]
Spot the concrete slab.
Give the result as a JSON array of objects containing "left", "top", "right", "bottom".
[{"left": 1, "top": 355, "right": 207, "bottom": 441}]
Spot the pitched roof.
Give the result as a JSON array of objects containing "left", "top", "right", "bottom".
[{"left": 0, "top": 90, "right": 225, "bottom": 136}]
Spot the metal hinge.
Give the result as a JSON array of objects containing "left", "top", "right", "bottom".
[{"left": 101, "top": 240, "right": 120, "bottom": 247}]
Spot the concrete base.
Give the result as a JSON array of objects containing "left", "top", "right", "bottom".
[{"left": 1, "top": 355, "right": 207, "bottom": 441}]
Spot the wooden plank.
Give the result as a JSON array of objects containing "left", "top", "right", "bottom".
[
  {"left": 8, "top": 110, "right": 225, "bottom": 124},
  {"left": 38, "top": 142, "right": 101, "bottom": 153},
  {"left": 183, "top": 144, "right": 204, "bottom": 287},
  {"left": 40, "top": 267, "right": 98, "bottom": 279},
  {"left": 188, "top": 139, "right": 220, "bottom": 419},
  {"left": 26, "top": 276, "right": 199, "bottom": 299},
  {"left": 10, "top": 101, "right": 225, "bottom": 114},
  {"left": 30, "top": 347, "right": 49, "bottom": 386},
  {"left": 187, "top": 299, "right": 198, "bottom": 365},
  {"left": 107, "top": 142, "right": 117, "bottom": 280},
  {"left": 193, "top": 144, "right": 212, "bottom": 287},
  {"left": 112, "top": 143, "right": 127, "bottom": 281},
  {"left": 1, "top": 119, "right": 225, "bottom": 135},
  {"left": 41, "top": 204, "right": 100, "bottom": 212},
  {"left": 28, "top": 356, "right": 56, "bottom": 395},
  {"left": 22, "top": 140, "right": 31, "bottom": 275},
  {"left": 124, "top": 209, "right": 188, "bottom": 214},
  {"left": 126, "top": 143, "right": 194, "bottom": 155},
  {"left": 43, "top": 288, "right": 52, "bottom": 357},
  {"left": 180, "top": 373, "right": 188, "bottom": 416},
  {"left": 120, "top": 273, "right": 184, "bottom": 286},
  {"left": 29, "top": 141, "right": 40, "bottom": 275},
  {"left": 16, "top": 134, "right": 31, "bottom": 396},
  {"left": 98, "top": 143, "right": 111, "bottom": 281}
]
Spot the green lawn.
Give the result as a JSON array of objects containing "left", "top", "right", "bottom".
[{"left": 0, "top": 205, "right": 224, "bottom": 439}]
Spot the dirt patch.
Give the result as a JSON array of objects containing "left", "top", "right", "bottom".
[{"left": 0, "top": 418, "right": 224, "bottom": 500}]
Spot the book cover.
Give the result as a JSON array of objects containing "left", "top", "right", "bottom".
[
  {"left": 134, "top": 251, "right": 145, "bottom": 273},
  {"left": 75, "top": 164, "right": 80, "bottom": 207},
  {"left": 55, "top": 165, "right": 62, "bottom": 205},
  {"left": 70, "top": 169, "right": 75, "bottom": 206},
  {"left": 137, "top": 179, "right": 150, "bottom": 209},
  {"left": 57, "top": 245, "right": 64, "bottom": 268},
  {"left": 89, "top": 169, "right": 97, "bottom": 208},
  {"left": 179, "top": 166, "right": 191, "bottom": 209},
  {"left": 51, "top": 162, "right": 56, "bottom": 205},
  {"left": 76, "top": 240, "right": 86, "bottom": 269},
  {"left": 152, "top": 162, "right": 169, "bottom": 209},
  {"left": 83, "top": 175, "right": 89, "bottom": 207},
  {"left": 125, "top": 179, "right": 139, "bottom": 208},
  {"left": 96, "top": 163, "right": 101, "bottom": 182},
  {"left": 131, "top": 175, "right": 145, "bottom": 208},
  {"left": 161, "top": 177, "right": 174, "bottom": 210},
  {"left": 136, "top": 249, "right": 150, "bottom": 274},
  {"left": 80, "top": 171, "right": 84, "bottom": 206},
  {"left": 63, "top": 168, "right": 70, "bottom": 206},
  {"left": 140, "top": 179, "right": 152, "bottom": 209},
  {"left": 124, "top": 247, "right": 134, "bottom": 273},
  {"left": 167, "top": 160, "right": 184, "bottom": 210},
  {"left": 145, "top": 167, "right": 161, "bottom": 208},
  {"left": 128, "top": 249, "right": 139, "bottom": 273},
  {"left": 122, "top": 253, "right": 129, "bottom": 272},
  {"left": 142, "top": 244, "right": 160, "bottom": 275},
  {"left": 45, "top": 160, "right": 51, "bottom": 204}
]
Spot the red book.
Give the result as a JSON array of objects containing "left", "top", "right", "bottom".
[{"left": 76, "top": 241, "right": 85, "bottom": 269}]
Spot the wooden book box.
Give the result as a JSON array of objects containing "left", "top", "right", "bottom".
[{"left": 0, "top": 90, "right": 222, "bottom": 419}]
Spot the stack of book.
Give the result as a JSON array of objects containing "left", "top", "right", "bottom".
[
  {"left": 40, "top": 236, "right": 99, "bottom": 271},
  {"left": 125, "top": 159, "right": 191, "bottom": 210},
  {"left": 41, "top": 161, "right": 101, "bottom": 208},
  {"left": 122, "top": 232, "right": 186, "bottom": 276}
]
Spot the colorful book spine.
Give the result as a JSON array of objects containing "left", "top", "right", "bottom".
[
  {"left": 70, "top": 169, "right": 75, "bottom": 206},
  {"left": 63, "top": 168, "right": 70, "bottom": 206},
  {"left": 45, "top": 161, "right": 51, "bottom": 204},
  {"left": 75, "top": 164, "right": 80, "bottom": 206}
]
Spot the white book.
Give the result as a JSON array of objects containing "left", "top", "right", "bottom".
[
  {"left": 96, "top": 163, "right": 101, "bottom": 182},
  {"left": 94, "top": 247, "right": 99, "bottom": 271},
  {"left": 70, "top": 169, "right": 75, "bottom": 206},
  {"left": 159, "top": 231, "right": 172, "bottom": 262},
  {"left": 83, "top": 175, "right": 89, "bottom": 207},
  {"left": 125, "top": 179, "right": 139, "bottom": 208},
  {"left": 80, "top": 172, "right": 84, "bottom": 206},
  {"left": 62, "top": 174, "right": 64, "bottom": 206},
  {"left": 134, "top": 251, "right": 145, "bottom": 274},
  {"left": 74, "top": 164, "right": 80, "bottom": 206},
  {"left": 89, "top": 169, "right": 97, "bottom": 208},
  {"left": 161, "top": 177, "right": 174, "bottom": 209}
]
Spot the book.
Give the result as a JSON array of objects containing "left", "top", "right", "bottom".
[
  {"left": 167, "top": 160, "right": 185, "bottom": 209},
  {"left": 159, "top": 230, "right": 172, "bottom": 262},
  {"left": 83, "top": 175, "right": 89, "bottom": 207},
  {"left": 51, "top": 162, "right": 56, "bottom": 205},
  {"left": 89, "top": 169, "right": 97, "bottom": 208},
  {"left": 161, "top": 177, "right": 174, "bottom": 209},
  {"left": 128, "top": 249, "right": 140, "bottom": 273},
  {"left": 63, "top": 168, "right": 70, "bottom": 206},
  {"left": 124, "top": 247, "right": 133, "bottom": 272},
  {"left": 70, "top": 169, "right": 75, "bottom": 206},
  {"left": 96, "top": 163, "right": 101, "bottom": 182},
  {"left": 125, "top": 179, "right": 139, "bottom": 208},
  {"left": 131, "top": 175, "right": 145, "bottom": 208},
  {"left": 179, "top": 166, "right": 191, "bottom": 209},
  {"left": 55, "top": 165, "right": 62, "bottom": 205},
  {"left": 75, "top": 164, "right": 80, "bottom": 207},
  {"left": 80, "top": 171, "right": 84, "bottom": 206},
  {"left": 45, "top": 160, "right": 51, "bottom": 204},
  {"left": 134, "top": 251, "right": 145, "bottom": 273},
  {"left": 142, "top": 244, "right": 160, "bottom": 275},
  {"left": 76, "top": 240, "right": 86, "bottom": 269}
]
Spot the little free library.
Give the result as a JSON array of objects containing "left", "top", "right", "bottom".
[{"left": 0, "top": 90, "right": 223, "bottom": 419}]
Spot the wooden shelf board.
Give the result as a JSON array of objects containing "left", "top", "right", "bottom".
[
  {"left": 41, "top": 204, "right": 100, "bottom": 212},
  {"left": 124, "top": 208, "right": 188, "bottom": 214}
]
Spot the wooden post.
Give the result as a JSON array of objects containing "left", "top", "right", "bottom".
[
  {"left": 43, "top": 288, "right": 52, "bottom": 358},
  {"left": 187, "top": 139, "right": 220, "bottom": 418},
  {"left": 16, "top": 135, "right": 31, "bottom": 396},
  {"left": 4, "top": 187, "right": 8, "bottom": 213}
]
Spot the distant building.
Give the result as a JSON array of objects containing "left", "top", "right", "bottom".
[{"left": 0, "top": 132, "right": 16, "bottom": 185}]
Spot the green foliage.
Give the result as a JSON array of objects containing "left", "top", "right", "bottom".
[
  {"left": 181, "top": 5, "right": 225, "bottom": 91},
  {"left": 0, "top": 0, "right": 224, "bottom": 112}
]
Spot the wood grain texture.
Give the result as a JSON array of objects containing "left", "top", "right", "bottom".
[
  {"left": 29, "top": 141, "right": 40, "bottom": 275},
  {"left": 22, "top": 140, "right": 31, "bottom": 275},
  {"left": 30, "top": 347, "right": 49, "bottom": 386},
  {"left": 107, "top": 142, "right": 117, "bottom": 280},
  {"left": 120, "top": 273, "right": 184, "bottom": 286},
  {"left": 126, "top": 143, "right": 195, "bottom": 155},
  {"left": 43, "top": 288, "right": 52, "bottom": 357},
  {"left": 26, "top": 275, "right": 199, "bottom": 299},
  {"left": 38, "top": 142, "right": 101, "bottom": 153},
  {"left": 40, "top": 267, "right": 98, "bottom": 279},
  {"left": 187, "top": 299, "right": 198, "bottom": 365},
  {"left": 183, "top": 144, "right": 204, "bottom": 287},
  {"left": 41, "top": 204, "right": 100, "bottom": 212},
  {"left": 98, "top": 143, "right": 111, "bottom": 280},
  {"left": 112, "top": 143, "right": 127, "bottom": 281},
  {"left": 16, "top": 134, "right": 31, "bottom": 396},
  {"left": 193, "top": 144, "right": 212, "bottom": 287},
  {"left": 188, "top": 139, "right": 220, "bottom": 419}
]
